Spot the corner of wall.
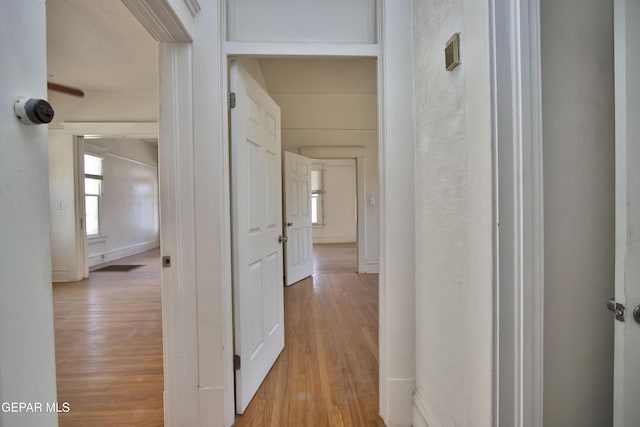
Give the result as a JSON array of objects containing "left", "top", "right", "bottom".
[{"left": 385, "top": 377, "right": 415, "bottom": 427}]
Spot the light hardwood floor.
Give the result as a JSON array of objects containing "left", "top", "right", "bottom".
[
  {"left": 53, "top": 249, "right": 163, "bottom": 427},
  {"left": 312, "top": 242, "right": 358, "bottom": 275},
  {"left": 53, "top": 243, "right": 382, "bottom": 427}
]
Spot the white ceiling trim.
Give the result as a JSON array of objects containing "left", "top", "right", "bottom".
[
  {"left": 226, "top": 42, "right": 378, "bottom": 57},
  {"left": 122, "top": 0, "right": 192, "bottom": 42},
  {"left": 53, "top": 121, "right": 158, "bottom": 139}
]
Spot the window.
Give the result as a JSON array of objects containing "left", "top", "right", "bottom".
[
  {"left": 84, "top": 154, "right": 103, "bottom": 237},
  {"left": 311, "top": 166, "right": 323, "bottom": 226}
]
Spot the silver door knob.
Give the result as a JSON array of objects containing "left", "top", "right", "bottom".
[
  {"left": 278, "top": 235, "right": 288, "bottom": 243},
  {"left": 634, "top": 305, "right": 640, "bottom": 324}
]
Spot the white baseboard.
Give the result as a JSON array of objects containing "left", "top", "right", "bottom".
[
  {"left": 364, "top": 260, "right": 379, "bottom": 273},
  {"left": 385, "top": 377, "right": 415, "bottom": 427},
  {"left": 312, "top": 235, "right": 357, "bottom": 244},
  {"left": 88, "top": 240, "right": 160, "bottom": 267},
  {"left": 52, "top": 268, "right": 70, "bottom": 283},
  {"left": 412, "top": 389, "right": 443, "bottom": 427},
  {"left": 198, "top": 386, "right": 226, "bottom": 427}
]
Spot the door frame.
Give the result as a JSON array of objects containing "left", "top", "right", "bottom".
[
  {"left": 220, "top": 2, "right": 417, "bottom": 423},
  {"left": 68, "top": 122, "right": 158, "bottom": 279},
  {"left": 492, "top": 0, "right": 545, "bottom": 425}
]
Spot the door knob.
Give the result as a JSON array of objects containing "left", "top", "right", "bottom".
[
  {"left": 607, "top": 298, "right": 626, "bottom": 322},
  {"left": 278, "top": 235, "right": 288, "bottom": 243},
  {"left": 634, "top": 305, "right": 640, "bottom": 324},
  {"left": 286, "top": 222, "right": 293, "bottom": 227}
]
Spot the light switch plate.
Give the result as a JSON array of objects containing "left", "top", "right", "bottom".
[{"left": 445, "top": 32, "right": 461, "bottom": 71}]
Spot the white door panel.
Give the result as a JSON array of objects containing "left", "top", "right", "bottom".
[
  {"left": 284, "top": 151, "right": 313, "bottom": 285},
  {"left": 230, "top": 61, "right": 284, "bottom": 414},
  {"left": 614, "top": 0, "right": 640, "bottom": 425}
]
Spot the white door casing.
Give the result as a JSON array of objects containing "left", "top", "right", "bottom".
[
  {"left": 614, "top": 0, "right": 640, "bottom": 425},
  {"left": 74, "top": 136, "right": 89, "bottom": 279},
  {"left": 230, "top": 60, "right": 285, "bottom": 414},
  {"left": 284, "top": 151, "right": 313, "bottom": 285}
]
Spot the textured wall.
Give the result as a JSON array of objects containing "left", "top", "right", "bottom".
[
  {"left": 412, "top": 0, "right": 493, "bottom": 425},
  {"left": 541, "top": 0, "right": 615, "bottom": 424},
  {"left": 85, "top": 139, "right": 159, "bottom": 266},
  {"left": 413, "top": 0, "right": 468, "bottom": 423}
]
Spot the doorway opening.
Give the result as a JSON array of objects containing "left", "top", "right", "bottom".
[
  {"left": 46, "top": 0, "right": 163, "bottom": 424},
  {"left": 228, "top": 57, "right": 381, "bottom": 423},
  {"left": 310, "top": 158, "right": 358, "bottom": 274},
  {"left": 79, "top": 136, "right": 160, "bottom": 275}
]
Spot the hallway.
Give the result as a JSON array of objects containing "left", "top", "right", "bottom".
[{"left": 234, "top": 243, "right": 384, "bottom": 426}]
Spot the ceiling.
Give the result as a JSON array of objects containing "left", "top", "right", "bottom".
[
  {"left": 259, "top": 58, "right": 377, "bottom": 95},
  {"left": 45, "top": 1, "right": 376, "bottom": 124},
  {"left": 46, "top": 0, "right": 157, "bottom": 93}
]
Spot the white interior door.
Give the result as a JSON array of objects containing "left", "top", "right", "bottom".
[
  {"left": 284, "top": 151, "right": 313, "bottom": 285},
  {"left": 614, "top": 0, "right": 640, "bottom": 425},
  {"left": 230, "top": 61, "right": 285, "bottom": 414}
]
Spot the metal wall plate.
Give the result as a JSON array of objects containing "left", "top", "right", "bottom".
[{"left": 445, "top": 32, "right": 461, "bottom": 71}]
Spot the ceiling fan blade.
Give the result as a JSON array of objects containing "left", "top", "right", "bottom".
[{"left": 47, "top": 82, "right": 85, "bottom": 98}]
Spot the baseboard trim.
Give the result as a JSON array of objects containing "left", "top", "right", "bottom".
[
  {"left": 88, "top": 240, "right": 160, "bottom": 268},
  {"left": 312, "top": 236, "right": 357, "bottom": 244},
  {"left": 412, "top": 389, "right": 443, "bottom": 427},
  {"left": 198, "top": 386, "right": 226, "bottom": 427},
  {"left": 385, "top": 377, "right": 415, "bottom": 427},
  {"left": 364, "top": 260, "right": 379, "bottom": 273},
  {"left": 52, "top": 268, "right": 70, "bottom": 283}
]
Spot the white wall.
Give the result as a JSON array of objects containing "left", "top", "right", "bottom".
[
  {"left": 541, "top": 0, "right": 615, "bottom": 425},
  {"left": 0, "top": 1, "right": 59, "bottom": 426},
  {"left": 49, "top": 133, "right": 159, "bottom": 280},
  {"left": 313, "top": 159, "right": 357, "bottom": 244},
  {"left": 49, "top": 132, "right": 81, "bottom": 281},
  {"left": 412, "top": 0, "right": 493, "bottom": 426},
  {"left": 85, "top": 138, "right": 159, "bottom": 266},
  {"left": 227, "top": 0, "right": 376, "bottom": 44},
  {"left": 235, "top": 58, "right": 268, "bottom": 91}
]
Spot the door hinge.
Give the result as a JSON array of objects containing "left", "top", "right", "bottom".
[
  {"left": 233, "top": 354, "right": 241, "bottom": 370},
  {"left": 228, "top": 92, "right": 236, "bottom": 109}
]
